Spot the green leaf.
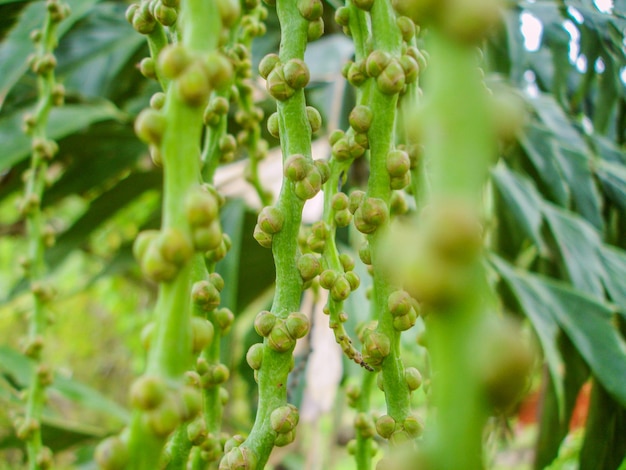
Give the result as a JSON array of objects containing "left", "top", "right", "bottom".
[
  {"left": 492, "top": 256, "right": 626, "bottom": 408},
  {"left": 491, "top": 163, "right": 548, "bottom": 255},
  {"left": 599, "top": 245, "right": 626, "bottom": 309},
  {"left": 216, "top": 198, "right": 247, "bottom": 312},
  {"left": 0, "top": 101, "right": 126, "bottom": 172},
  {"left": 594, "top": 158, "right": 626, "bottom": 212},
  {"left": 543, "top": 205, "right": 606, "bottom": 299},
  {"left": 0, "top": 0, "right": 100, "bottom": 111},
  {"left": 491, "top": 255, "right": 566, "bottom": 418}
]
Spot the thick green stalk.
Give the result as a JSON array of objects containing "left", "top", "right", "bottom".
[
  {"left": 20, "top": 4, "right": 66, "bottom": 469},
  {"left": 366, "top": 0, "right": 410, "bottom": 424},
  {"left": 224, "top": 1, "right": 311, "bottom": 467}
]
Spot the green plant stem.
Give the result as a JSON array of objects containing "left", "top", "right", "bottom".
[
  {"left": 126, "top": 2, "right": 222, "bottom": 468},
  {"left": 22, "top": 7, "right": 63, "bottom": 470},
  {"left": 230, "top": 1, "right": 310, "bottom": 466},
  {"left": 355, "top": 371, "right": 376, "bottom": 470},
  {"left": 366, "top": 0, "right": 410, "bottom": 424}
]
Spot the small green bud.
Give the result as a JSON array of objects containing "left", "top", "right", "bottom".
[
  {"left": 267, "top": 112, "right": 280, "bottom": 138},
  {"left": 392, "top": 313, "right": 416, "bottom": 331},
  {"left": 285, "top": 312, "right": 310, "bottom": 339},
  {"left": 51, "top": 83, "right": 65, "bottom": 106},
  {"left": 403, "top": 415, "right": 424, "bottom": 437},
  {"left": 217, "top": 0, "right": 242, "bottom": 27},
  {"left": 349, "top": 105, "right": 373, "bottom": 133},
  {"left": 274, "top": 430, "right": 295, "bottom": 447},
  {"left": 141, "top": 244, "right": 178, "bottom": 282},
  {"left": 396, "top": 16, "right": 416, "bottom": 41},
  {"left": 202, "top": 364, "right": 230, "bottom": 387},
  {"left": 353, "top": 0, "right": 374, "bottom": 11},
  {"left": 377, "top": 60, "right": 406, "bottom": 95},
  {"left": 192, "top": 280, "right": 221, "bottom": 311},
  {"left": 259, "top": 53, "right": 280, "bottom": 79},
  {"left": 36, "top": 446, "right": 53, "bottom": 469},
  {"left": 146, "top": 400, "right": 182, "bottom": 437},
  {"left": 334, "top": 6, "right": 350, "bottom": 26},
  {"left": 359, "top": 242, "right": 372, "bottom": 265},
  {"left": 178, "top": 62, "right": 211, "bottom": 107},
  {"left": 298, "top": 0, "right": 323, "bottom": 20},
  {"left": 345, "top": 271, "right": 360, "bottom": 291},
  {"left": 306, "top": 106, "right": 322, "bottom": 134},
  {"left": 314, "top": 159, "right": 330, "bottom": 183},
  {"left": 254, "top": 310, "right": 276, "bottom": 337},
  {"left": 270, "top": 404, "right": 299, "bottom": 433},
  {"left": 95, "top": 437, "right": 129, "bottom": 470},
  {"left": 366, "top": 50, "right": 391, "bottom": 77},
  {"left": 158, "top": 44, "right": 190, "bottom": 79},
  {"left": 294, "top": 170, "right": 322, "bottom": 200},
  {"left": 362, "top": 331, "right": 390, "bottom": 366},
  {"left": 150, "top": 92, "right": 166, "bottom": 110},
  {"left": 130, "top": 375, "right": 167, "bottom": 410},
  {"left": 213, "top": 307, "right": 235, "bottom": 332},
  {"left": 388, "top": 290, "right": 412, "bottom": 317},
  {"left": 297, "top": 253, "right": 321, "bottom": 281},
  {"left": 355, "top": 412, "right": 376, "bottom": 438},
  {"left": 253, "top": 224, "right": 273, "bottom": 248},
  {"left": 334, "top": 209, "right": 352, "bottom": 227},
  {"left": 339, "top": 253, "right": 355, "bottom": 272},
  {"left": 331, "top": 192, "right": 349, "bottom": 211},
  {"left": 135, "top": 108, "right": 166, "bottom": 145},
  {"left": 331, "top": 137, "right": 351, "bottom": 161},
  {"left": 375, "top": 415, "right": 396, "bottom": 439},
  {"left": 258, "top": 206, "right": 284, "bottom": 234},
  {"left": 329, "top": 129, "right": 345, "bottom": 146},
  {"left": 192, "top": 221, "right": 223, "bottom": 252},
  {"left": 347, "top": 60, "right": 367, "bottom": 86},
  {"left": 331, "top": 274, "right": 352, "bottom": 301},
  {"left": 192, "top": 317, "right": 215, "bottom": 353},
  {"left": 405, "top": 367, "right": 422, "bottom": 391},
  {"left": 284, "top": 154, "right": 310, "bottom": 182},
  {"left": 158, "top": 228, "right": 194, "bottom": 266},
  {"left": 386, "top": 149, "right": 411, "bottom": 178},
  {"left": 133, "top": 230, "right": 159, "bottom": 262},
  {"left": 283, "top": 59, "right": 310, "bottom": 89},
  {"left": 399, "top": 55, "right": 420, "bottom": 84},
  {"left": 219, "top": 446, "right": 258, "bottom": 470},
  {"left": 177, "top": 386, "right": 202, "bottom": 420},
  {"left": 319, "top": 269, "right": 338, "bottom": 290},
  {"left": 203, "top": 52, "right": 233, "bottom": 91},
  {"left": 246, "top": 343, "right": 264, "bottom": 370},
  {"left": 266, "top": 67, "right": 295, "bottom": 101},
  {"left": 155, "top": 3, "right": 177, "bottom": 26},
  {"left": 186, "top": 188, "right": 219, "bottom": 227},
  {"left": 307, "top": 17, "right": 324, "bottom": 41},
  {"left": 125, "top": 4, "right": 139, "bottom": 23},
  {"left": 187, "top": 418, "right": 207, "bottom": 445},
  {"left": 268, "top": 323, "right": 296, "bottom": 352},
  {"left": 348, "top": 190, "right": 365, "bottom": 214}
]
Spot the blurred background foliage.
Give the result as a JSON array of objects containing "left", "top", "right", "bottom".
[{"left": 0, "top": 0, "right": 625, "bottom": 469}]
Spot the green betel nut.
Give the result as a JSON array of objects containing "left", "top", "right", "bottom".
[
  {"left": 192, "top": 280, "right": 221, "bottom": 311},
  {"left": 246, "top": 343, "right": 264, "bottom": 370},
  {"left": 133, "top": 230, "right": 159, "bottom": 262},
  {"left": 129, "top": 375, "right": 167, "bottom": 410},
  {"left": 270, "top": 404, "right": 299, "bottom": 434},
  {"left": 254, "top": 310, "right": 276, "bottom": 337},
  {"left": 177, "top": 62, "right": 211, "bottom": 107}
]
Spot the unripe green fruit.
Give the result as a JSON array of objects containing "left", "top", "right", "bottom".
[
  {"left": 259, "top": 53, "right": 280, "bottom": 79},
  {"left": 319, "top": 269, "right": 338, "bottom": 290},
  {"left": 377, "top": 60, "right": 406, "bottom": 95},
  {"left": 270, "top": 404, "right": 299, "bottom": 433},
  {"left": 403, "top": 415, "right": 423, "bottom": 437},
  {"left": 193, "top": 221, "right": 223, "bottom": 252},
  {"left": 375, "top": 415, "right": 396, "bottom": 439},
  {"left": 267, "top": 112, "right": 280, "bottom": 138},
  {"left": 246, "top": 343, "right": 264, "bottom": 370},
  {"left": 297, "top": 253, "right": 321, "bottom": 281},
  {"left": 192, "top": 280, "right": 221, "bottom": 311},
  {"left": 349, "top": 105, "right": 374, "bottom": 133},
  {"left": 399, "top": 55, "right": 420, "bottom": 84},
  {"left": 191, "top": 317, "right": 215, "bottom": 353},
  {"left": 268, "top": 324, "right": 296, "bottom": 353},
  {"left": 135, "top": 108, "right": 166, "bottom": 145},
  {"left": 314, "top": 159, "right": 330, "bottom": 183},
  {"left": 366, "top": 50, "right": 391, "bottom": 77},
  {"left": 130, "top": 375, "right": 167, "bottom": 410},
  {"left": 178, "top": 62, "right": 211, "bottom": 107},
  {"left": 258, "top": 206, "right": 284, "bottom": 234},
  {"left": 397, "top": 16, "right": 416, "bottom": 41},
  {"left": 348, "top": 190, "right": 365, "bottom": 214},
  {"left": 266, "top": 67, "right": 295, "bottom": 101},
  {"left": 388, "top": 290, "right": 412, "bottom": 317},
  {"left": 307, "top": 17, "right": 324, "bottom": 41},
  {"left": 274, "top": 430, "right": 295, "bottom": 447},
  {"left": 284, "top": 154, "right": 310, "bottom": 181},
  {"left": 294, "top": 170, "right": 322, "bottom": 200},
  {"left": 334, "top": 6, "right": 350, "bottom": 26},
  {"left": 213, "top": 307, "right": 235, "bottom": 332},
  {"left": 286, "top": 312, "right": 310, "bottom": 339},
  {"left": 159, "top": 45, "right": 190, "bottom": 79},
  {"left": 405, "top": 367, "right": 422, "bottom": 391},
  {"left": 253, "top": 224, "right": 273, "bottom": 249},
  {"left": 219, "top": 446, "right": 258, "bottom": 470},
  {"left": 334, "top": 210, "right": 352, "bottom": 227},
  {"left": 95, "top": 437, "right": 129, "bottom": 470},
  {"left": 345, "top": 271, "right": 360, "bottom": 291},
  {"left": 155, "top": 3, "right": 177, "bottom": 26},
  {"left": 217, "top": 0, "right": 241, "bottom": 27},
  {"left": 306, "top": 106, "right": 322, "bottom": 134},
  {"left": 361, "top": 197, "right": 389, "bottom": 226},
  {"left": 133, "top": 230, "right": 159, "bottom": 262},
  {"left": 297, "top": 0, "right": 323, "bottom": 20},
  {"left": 140, "top": 57, "right": 157, "bottom": 79},
  {"left": 347, "top": 60, "right": 367, "bottom": 86},
  {"left": 283, "top": 59, "right": 310, "bottom": 89},
  {"left": 331, "top": 274, "right": 352, "bottom": 301},
  {"left": 254, "top": 310, "right": 276, "bottom": 337}
]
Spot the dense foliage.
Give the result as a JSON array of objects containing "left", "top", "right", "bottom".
[{"left": 0, "top": 0, "right": 625, "bottom": 469}]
